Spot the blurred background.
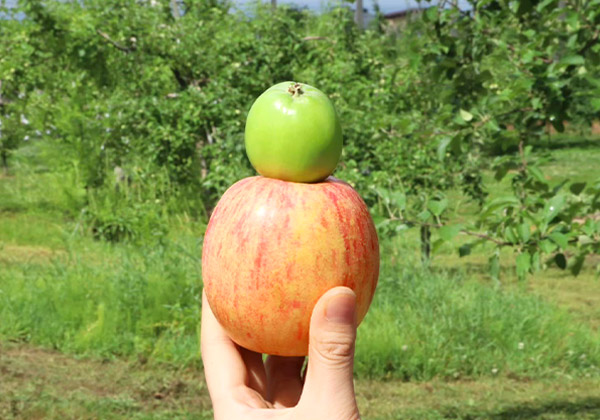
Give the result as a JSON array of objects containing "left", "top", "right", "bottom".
[
  {"left": 3, "top": 0, "right": 474, "bottom": 14},
  {"left": 1, "top": 1, "right": 599, "bottom": 419}
]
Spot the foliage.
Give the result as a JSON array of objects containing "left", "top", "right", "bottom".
[
  {"left": 369, "top": 0, "right": 600, "bottom": 278},
  {"left": 1, "top": 93, "right": 599, "bottom": 383},
  {"left": 0, "top": 0, "right": 598, "bottom": 278}
]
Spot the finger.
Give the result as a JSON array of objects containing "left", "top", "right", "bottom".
[
  {"left": 239, "top": 346, "right": 268, "bottom": 398},
  {"left": 265, "top": 355, "right": 305, "bottom": 408},
  {"left": 297, "top": 287, "right": 359, "bottom": 414},
  {"left": 200, "top": 290, "right": 252, "bottom": 402}
]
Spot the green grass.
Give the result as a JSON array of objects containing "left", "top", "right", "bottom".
[
  {"left": 357, "top": 261, "right": 599, "bottom": 380},
  {"left": 2, "top": 222, "right": 598, "bottom": 379},
  {"left": 0, "top": 222, "right": 203, "bottom": 366},
  {"left": 1, "top": 137, "right": 600, "bottom": 381}
]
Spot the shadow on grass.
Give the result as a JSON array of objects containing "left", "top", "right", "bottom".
[
  {"left": 485, "top": 134, "right": 600, "bottom": 156},
  {"left": 531, "top": 136, "right": 600, "bottom": 151},
  {"left": 428, "top": 262, "right": 515, "bottom": 282},
  {"left": 446, "top": 397, "right": 600, "bottom": 419}
]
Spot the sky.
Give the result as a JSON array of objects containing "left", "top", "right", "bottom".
[
  {"left": 3, "top": 0, "right": 472, "bottom": 15},
  {"left": 233, "top": 0, "right": 437, "bottom": 14}
]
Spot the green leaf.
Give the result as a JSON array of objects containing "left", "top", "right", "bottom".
[
  {"left": 439, "top": 224, "right": 462, "bottom": 242},
  {"left": 578, "top": 235, "right": 594, "bottom": 245},
  {"left": 432, "top": 239, "right": 445, "bottom": 254},
  {"left": 374, "top": 187, "right": 391, "bottom": 205},
  {"left": 437, "top": 137, "right": 452, "bottom": 160},
  {"left": 395, "top": 224, "right": 410, "bottom": 233},
  {"left": 570, "top": 254, "right": 585, "bottom": 276},
  {"left": 554, "top": 253, "right": 567, "bottom": 269},
  {"left": 504, "top": 226, "right": 518, "bottom": 244},
  {"left": 396, "top": 116, "right": 415, "bottom": 133},
  {"left": 559, "top": 55, "right": 585, "bottom": 67},
  {"left": 549, "top": 232, "right": 569, "bottom": 249},
  {"left": 528, "top": 166, "right": 546, "bottom": 184},
  {"left": 517, "top": 222, "right": 531, "bottom": 243},
  {"left": 428, "top": 199, "right": 448, "bottom": 217},
  {"left": 517, "top": 0, "right": 534, "bottom": 16},
  {"left": 483, "top": 196, "right": 520, "bottom": 217},
  {"left": 516, "top": 252, "right": 531, "bottom": 279},
  {"left": 417, "top": 210, "right": 432, "bottom": 222},
  {"left": 459, "top": 109, "right": 473, "bottom": 122},
  {"left": 459, "top": 244, "right": 472, "bottom": 257},
  {"left": 494, "top": 161, "right": 519, "bottom": 181},
  {"left": 374, "top": 216, "right": 390, "bottom": 230},
  {"left": 536, "top": 0, "right": 555, "bottom": 11},
  {"left": 565, "top": 11, "right": 581, "bottom": 31},
  {"left": 522, "top": 50, "right": 537, "bottom": 64},
  {"left": 449, "top": 134, "right": 463, "bottom": 154},
  {"left": 551, "top": 119, "right": 565, "bottom": 133},
  {"left": 544, "top": 195, "right": 565, "bottom": 222},
  {"left": 424, "top": 6, "right": 439, "bottom": 22},
  {"left": 569, "top": 182, "right": 586, "bottom": 195},
  {"left": 486, "top": 118, "right": 500, "bottom": 132},
  {"left": 391, "top": 191, "right": 406, "bottom": 211},
  {"left": 539, "top": 239, "right": 557, "bottom": 254},
  {"left": 582, "top": 219, "right": 596, "bottom": 236}
]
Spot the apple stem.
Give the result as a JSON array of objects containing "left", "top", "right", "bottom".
[{"left": 288, "top": 82, "right": 304, "bottom": 97}]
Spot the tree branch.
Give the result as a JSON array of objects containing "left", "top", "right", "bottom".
[
  {"left": 578, "top": 29, "right": 599, "bottom": 57},
  {"left": 96, "top": 29, "right": 134, "bottom": 53},
  {"left": 389, "top": 216, "right": 513, "bottom": 246},
  {"left": 458, "top": 229, "right": 511, "bottom": 246},
  {"left": 518, "top": 138, "right": 527, "bottom": 172},
  {"left": 302, "top": 36, "right": 329, "bottom": 41}
]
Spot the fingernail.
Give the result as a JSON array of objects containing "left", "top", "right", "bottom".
[{"left": 325, "top": 290, "right": 357, "bottom": 324}]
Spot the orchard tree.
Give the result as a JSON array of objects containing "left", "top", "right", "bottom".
[
  {"left": 374, "top": 0, "right": 600, "bottom": 278},
  {"left": 3, "top": 0, "right": 599, "bottom": 273}
]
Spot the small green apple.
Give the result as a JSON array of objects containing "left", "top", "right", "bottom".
[{"left": 244, "top": 81, "right": 342, "bottom": 183}]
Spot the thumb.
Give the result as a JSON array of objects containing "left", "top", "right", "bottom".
[{"left": 298, "top": 287, "right": 359, "bottom": 414}]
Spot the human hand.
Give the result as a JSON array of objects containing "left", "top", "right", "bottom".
[{"left": 201, "top": 287, "right": 361, "bottom": 420}]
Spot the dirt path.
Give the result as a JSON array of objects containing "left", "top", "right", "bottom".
[
  {"left": 1, "top": 342, "right": 599, "bottom": 419},
  {"left": 0, "top": 342, "right": 212, "bottom": 419}
]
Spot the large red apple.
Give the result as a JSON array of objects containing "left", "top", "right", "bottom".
[{"left": 202, "top": 176, "right": 379, "bottom": 356}]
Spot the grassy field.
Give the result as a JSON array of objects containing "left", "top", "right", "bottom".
[
  {"left": 2, "top": 342, "right": 600, "bottom": 420},
  {"left": 1, "top": 135, "right": 599, "bottom": 419}
]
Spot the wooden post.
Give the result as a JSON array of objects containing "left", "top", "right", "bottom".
[{"left": 355, "top": 0, "right": 364, "bottom": 28}]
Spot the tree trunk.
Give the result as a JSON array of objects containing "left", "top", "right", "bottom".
[
  {"left": 1, "top": 150, "right": 8, "bottom": 175},
  {"left": 170, "top": 0, "right": 180, "bottom": 19},
  {"left": 420, "top": 224, "right": 431, "bottom": 263},
  {"left": 355, "top": 0, "right": 364, "bottom": 29},
  {"left": 271, "top": 0, "right": 277, "bottom": 9}
]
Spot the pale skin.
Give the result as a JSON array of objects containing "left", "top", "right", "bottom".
[{"left": 201, "top": 286, "right": 361, "bottom": 420}]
